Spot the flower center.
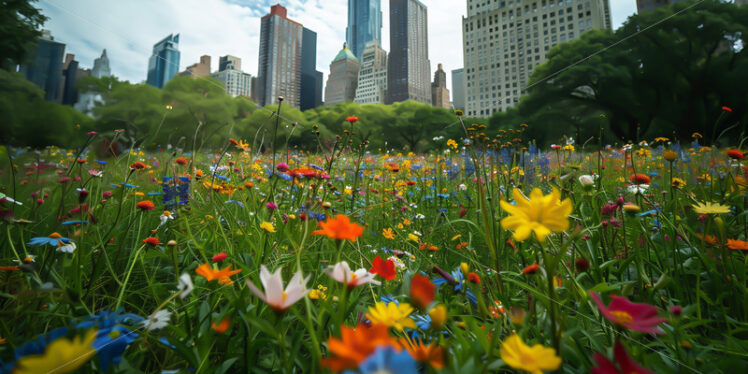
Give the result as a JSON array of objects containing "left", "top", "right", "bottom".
[
  {"left": 610, "top": 310, "right": 634, "bottom": 325},
  {"left": 48, "top": 232, "right": 62, "bottom": 239},
  {"left": 281, "top": 291, "right": 288, "bottom": 303},
  {"left": 520, "top": 352, "right": 536, "bottom": 365}
]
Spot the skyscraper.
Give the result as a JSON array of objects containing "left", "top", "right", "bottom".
[
  {"left": 212, "top": 56, "right": 253, "bottom": 98},
  {"left": 146, "top": 34, "right": 180, "bottom": 88},
  {"left": 451, "top": 68, "right": 465, "bottom": 110},
  {"left": 76, "top": 49, "right": 110, "bottom": 114},
  {"left": 387, "top": 0, "right": 431, "bottom": 105},
  {"left": 257, "top": 5, "right": 303, "bottom": 108},
  {"left": 636, "top": 0, "right": 684, "bottom": 12},
  {"left": 301, "top": 27, "right": 324, "bottom": 110},
  {"left": 19, "top": 30, "right": 65, "bottom": 102},
  {"left": 91, "top": 49, "right": 111, "bottom": 78},
  {"left": 354, "top": 39, "right": 388, "bottom": 104},
  {"left": 431, "top": 63, "right": 450, "bottom": 109},
  {"left": 61, "top": 54, "right": 91, "bottom": 106},
  {"left": 347, "top": 0, "right": 383, "bottom": 60},
  {"left": 325, "top": 43, "right": 360, "bottom": 106},
  {"left": 179, "top": 55, "right": 211, "bottom": 77},
  {"left": 462, "top": 0, "right": 611, "bottom": 116}
]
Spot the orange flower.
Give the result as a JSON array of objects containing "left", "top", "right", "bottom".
[
  {"left": 467, "top": 272, "right": 481, "bottom": 284},
  {"left": 195, "top": 263, "right": 241, "bottom": 285},
  {"left": 0, "top": 266, "right": 20, "bottom": 271},
  {"left": 346, "top": 115, "right": 359, "bottom": 123},
  {"left": 629, "top": 174, "right": 651, "bottom": 185},
  {"left": 399, "top": 337, "right": 445, "bottom": 369},
  {"left": 321, "top": 324, "right": 399, "bottom": 371},
  {"left": 522, "top": 264, "right": 540, "bottom": 274},
  {"left": 142, "top": 237, "right": 161, "bottom": 246},
  {"left": 130, "top": 161, "right": 146, "bottom": 170},
  {"left": 175, "top": 157, "right": 188, "bottom": 166},
  {"left": 727, "top": 239, "right": 748, "bottom": 250},
  {"left": 136, "top": 200, "right": 155, "bottom": 211},
  {"left": 727, "top": 149, "right": 744, "bottom": 160},
  {"left": 211, "top": 317, "right": 231, "bottom": 333},
  {"left": 311, "top": 215, "right": 363, "bottom": 241},
  {"left": 410, "top": 274, "right": 435, "bottom": 309}
]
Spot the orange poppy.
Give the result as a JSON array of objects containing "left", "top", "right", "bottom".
[
  {"left": 322, "top": 324, "right": 399, "bottom": 371},
  {"left": 311, "top": 215, "right": 364, "bottom": 241},
  {"left": 175, "top": 157, "right": 188, "bottom": 166},
  {"left": 727, "top": 149, "right": 744, "bottom": 160},
  {"left": 398, "top": 337, "right": 445, "bottom": 369},
  {"left": 195, "top": 263, "right": 241, "bottom": 285},
  {"left": 136, "top": 201, "right": 155, "bottom": 211},
  {"left": 142, "top": 237, "right": 161, "bottom": 246},
  {"left": 629, "top": 174, "right": 651, "bottom": 185},
  {"left": 211, "top": 317, "right": 231, "bottom": 333},
  {"left": 410, "top": 274, "right": 435, "bottom": 309},
  {"left": 130, "top": 161, "right": 146, "bottom": 170},
  {"left": 727, "top": 239, "right": 748, "bottom": 250}
]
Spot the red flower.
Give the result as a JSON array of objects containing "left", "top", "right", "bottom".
[
  {"left": 142, "top": 237, "right": 161, "bottom": 246},
  {"left": 175, "top": 157, "right": 188, "bottom": 166},
  {"left": 467, "top": 272, "right": 481, "bottom": 284},
  {"left": 591, "top": 341, "right": 653, "bottom": 374},
  {"left": 727, "top": 149, "right": 744, "bottom": 160},
  {"left": 722, "top": 106, "right": 733, "bottom": 113},
  {"left": 130, "top": 161, "right": 146, "bottom": 170},
  {"left": 410, "top": 274, "right": 435, "bottom": 309},
  {"left": 212, "top": 252, "right": 227, "bottom": 262},
  {"left": 590, "top": 291, "right": 666, "bottom": 334},
  {"left": 629, "top": 174, "right": 650, "bottom": 185},
  {"left": 368, "top": 256, "right": 396, "bottom": 280},
  {"left": 136, "top": 201, "right": 155, "bottom": 211},
  {"left": 575, "top": 257, "right": 590, "bottom": 272},
  {"left": 522, "top": 264, "right": 540, "bottom": 274},
  {"left": 345, "top": 116, "right": 359, "bottom": 123}
]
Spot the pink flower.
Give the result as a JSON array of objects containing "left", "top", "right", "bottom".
[
  {"left": 591, "top": 341, "right": 653, "bottom": 374},
  {"left": 590, "top": 291, "right": 666, "bottom": 334},
  {"left": 59, "top": 177, "right": 70, "bottom": 184},
  {"left": 87, "top": 131, "right": 98, "bottom": 136},
  {"left": 276, "top": 162, "right": 290, "bottom": 172},
  {"left": 266, "top": 202, "right": 277, "bottom": 211}
]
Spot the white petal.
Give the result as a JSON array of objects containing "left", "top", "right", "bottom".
[{"left": 246, "top": 280, "right": 268, "bottom": 303}]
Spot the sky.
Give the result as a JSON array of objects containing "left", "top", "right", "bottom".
[{"left": 38, "top": 0, "right": 638, "bottom": 93}]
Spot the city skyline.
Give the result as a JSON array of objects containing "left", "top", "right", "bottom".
[{"left": 36, "top": 0, "right": 638, "bottom": 96}]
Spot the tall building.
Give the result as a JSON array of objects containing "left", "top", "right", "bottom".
[
  {"left": 347, "top": 0, "right": 383, "bottom": 60},
  {"left": 146, "top": 33, "right": 180, "bottom": 88},
  {"left": 179, "top": 55, "right": 211, "bottom": 77},
  {"left": 462, "top": 0, "right": 611, "bottom": 116},
  {"left": 636, "top": 0, "right": 684, "bottom": 12},
  {"left": 257, "top": 5, "right": 303, "bottom": 108},
  {"left": 387, "top": 0, "right": 431, "bottom": 105},
  {"left": 301, "top": 27, "right": 324, "bottom": 110},
  {"left": 19, "top": 30, "right": 65, "bottom": 102},
  {"left": 212, "top": 56, "right": 253, "bottom": 97},
  {"left": 431, "top": 63, "right": 450, "bottom": 109},
  {"left": 354, "top": 39, "right": 388, "bottom": 104},
  {"left": 61, "top": 54, "right": 91, "bottom": 106},
  {"left": 91, "top": 49, "right": 111, "bottom": 78},
  {"left": 325, "top": 43, "right": 360, "bottom": 106},
  {"left": 451, "top": 68, "right": 466, "bottom": 110}
]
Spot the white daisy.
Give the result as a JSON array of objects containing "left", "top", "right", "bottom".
[
  {"left": 143, "top": 309, "right": 172, "bottom": 331},
  {"left": 177, "top": 273, "right": 193, "bottom": 299}
]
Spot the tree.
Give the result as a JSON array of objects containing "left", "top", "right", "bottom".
[{"left": 0, "top": 0, "right": 48, "bottom": 69}]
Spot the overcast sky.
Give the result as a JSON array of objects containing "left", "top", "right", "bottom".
[{"left": 38, "top": 0, "right": 638, "bottom": 92}]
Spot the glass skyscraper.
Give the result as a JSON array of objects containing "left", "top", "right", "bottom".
[
  {"left": 387, "top": 0, "right": 431, "bottom": 105},
  {"left": 19, "top": 30, "right": 66, "bottom": 102},
  {"left": 146, "top": 34, "right": 180, "bottom": 89},
  {"left": 346, "top": 0, "right": 382, "bottom": 61}
]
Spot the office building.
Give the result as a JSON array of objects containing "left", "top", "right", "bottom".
[
  {"left": 257, "top": 5, "right": 303, "bottom": 107},
  {"left": 19, "top": 30, "right": 66, "bottom": 102},
  {"left": 61, "top": 54, "right": 91, "bottom": 106},
  {"left": 325, "top": 43, "right": 360, "bottom": 105},
  {"left": 179, "top": 55, "right": 211, "bottom": 77},
  {"left": 146, "top": 33, "right": 180, "bottom": 88},
  {"left": 91, "top": 49, "right": 111, "bottom": 78},
  {"left": 451, "top": 68, "right": 466, "bottom": 110},
  {"left": 431, "top": 63, "right": 450, "bottom": 109},
  {"left": 219, "top": 55, "right": 242, "bottom": 71},
  {"left": 462, "top": 0, "right": 611, "bottom": 116},
  {"left": 211, "top": 55, "right": 253, "bottom": 97},
  {"left": 301, "top": 27, "right": 324, "bottom": 110},
  {"left": 387, "top": 0, "right": 431, "bottom": 105},
  {"left": 347, "top": 0, "right": 383, "bottom": 60},
  {"left": 354, "top": 39, "right": 387, "bottom": 104}
]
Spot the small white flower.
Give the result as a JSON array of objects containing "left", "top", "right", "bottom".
[
  {"left": 143, "top": 309, "right": 172, "bottom": 331},
  {"left": 177, "top": 273, "right": 193, "bottom": 299},
  {"left": 159, "top": 211, "right": 175, "bottom": 226},
  {"left": 458, "top": 184, "right": 467, "bottom": 191},
  {"left": 627, "top": 184, "right": 649, "bottom": 195},
  {"left": 415, "top": 214, "right": 425, "bottom": 219},
  {"left": 388, "top": 256, "right": 406, "bottom": 269},
  {"left": 578, "top": 175, "right": 595, "bottom": 187},
  {"left": 57, "top": 242, "right": 76, "bottom": 254},
  {"left": 324, "top": 261, "right": 380, "bottom": 289},
  {"left": 247, "top": 265, "right": 310, "bottom": 312}
]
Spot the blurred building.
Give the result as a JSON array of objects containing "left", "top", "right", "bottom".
[
  {"left": 19, "top": 30, "right": 66, "bottom": 102},
  {"left": 219, "top": 55, "right": 241, "bottom": 71},
  {"left": 451, "top": 68, "right": 465, "bottom": 110},
  {"left": 75, "top": 49, "right": 111, "bottom": 114},
  {"left": 354, "top": 39, "right": 387, "bottom": 104},
  {"left": 347, "top": 0, "right": 383, "bottom": 60},
  {"left": 387, "top": 0, "right": 431, "bottom": 104},
  {"left": 61, "top": 54, "right": 91, "bottom": 106},
  {"left": 179, "top": 55, "right": 211, "bottom": 77},
  {"left": 211, "top": 55, "right": 253, "bottom": 97},
  {"left": 146, "top": 33, "right": 180, "bottom": 88},
  {"left": 325, "top": 43, "right": 359, "bottom": 106},
  {"left": 431, "top": 63, "right": 450, "bottom": 109},
  {"left": 91, "top": 49, "right": 111, "bottom": 78},
  {"left": 462, "top": 0, "right": 611, "bottom": 116},
  {"left": 257, "top": 5, "right": 303, "bottom": 107}
]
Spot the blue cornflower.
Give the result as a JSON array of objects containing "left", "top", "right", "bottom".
[
  {"left": 433, "top": 268, "right": 477, "bottom": 306},
  {"left": 27, "top": 233, "right": 71, "bottom": 246},
  {"left": 381, "top": 295, "right": 399, "bottom": 305}
]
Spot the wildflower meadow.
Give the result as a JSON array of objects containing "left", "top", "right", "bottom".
[{"left": 1, "top": 109, "right": 748, "bottom": 374}]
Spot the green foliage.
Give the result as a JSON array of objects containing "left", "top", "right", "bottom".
[{"left": 0, "top": 0, "right": 47, "bottom": 69}]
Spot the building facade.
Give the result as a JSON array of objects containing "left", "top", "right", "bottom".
[
  {"left": 301, "top": 27, "right": 324, "bottom": 110},
  {"left": 219, "top": 55, "right": 241, "bottom": 72},
  {"left": 19, "top": 30, "right": 66, "bottom": 102},
  {"left": 354, "top": 39, "right": 388, "bottom": 104},
  {"left": 179, "top": 55, "right": 211, "bottom": 77},
  {"left": 325, "top": 43, "right": 360, "bottom": 106},
  {"left": 61, "top": 54, "right": 91, "bottom": 106},
  {"left": 146, "top": 33, "right": 180, "bottom": 88},
  {"left": 257, "top": 5, "right": 303, "bottom": 108},
  {"left": 347, "top": 0, "right": 383, "bottom": 60},
  {"left": 451, "top": 68, "right": 466, "bottom": 110},
  {"left": 212, "top": 70, "right": 253, "bottom": 97},
  {"left": 462, "top": 0, "right": 611, "bottom": 116},
  {"left": 387, "top": 0, "right": 431, "bottom": 105},
  {"left": 91, "top": 49, "right": 111, "bottom": 78},
  {"left": 431, "top": 63, "right": 450, "bottom": 108}
]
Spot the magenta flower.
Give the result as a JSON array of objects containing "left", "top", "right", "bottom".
[
  {"left": 276, "top": 162, "right": 290, "bottom": 172},
  {"left": 266, "top": 201, "right": 277, "bottom": 210},
  {"left": 590, "top": 291, "right": 666, "bottom": 334},
  {"left": 87, "top": 131, "right": 98, "bottom": 136},
  {"left": 591, "top": 341, "right": 653, "bottom": 374}
]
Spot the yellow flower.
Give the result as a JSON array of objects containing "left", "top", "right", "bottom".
[
  {"left": 382, "top": 228, "right": 395, "bottom": 239},
  {"left": 13, "top": 329, "right": 97, "bottom": 374},
  {"left": 622, "top": 204, "right": 641, "bottom": 214},
  {"left": 692, "top": 201, "right": 731, "bottom": 214},
  {"left": 260, "top": 221, "right": 276, "bottom": 233},
  {"left": 499, "top": 188, "right": 572, "bottom": 242},
  {"left": 365, "top": 301, "right": 417, "bottom": 331},
  {"left": 428, "top": 305, "right": 447, "bottom": 330},
  {"left": 407, "top": 233, "right": 419, "bottom": 242},
  {"left": 499, "top": 334, "right": 561, "bottom": 374},
  {"left": 663, "top": 150, "right": 678, "bottom": 162},
  {"left": 446, "top": 139, "right": 458, "bottom": 149}
]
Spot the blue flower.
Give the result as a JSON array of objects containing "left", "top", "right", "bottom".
[
  {"left": 61, "top": 220, "right": 88, "bottom": 225},
  {"left": 433, "top": 268, "right": 477, "bottom": 306},
  {"left": 381, "top": 295, "right": 399, "bottom": 305},
  {"left": 225, "top": 200, "right": 245, "bottom": 208},
  {"left": 27, "top": 234, "right": 71, "bottom": 246},
  {"left": 309, "top": 164, "right": 325, "bottom": 171},
  {"left": 95, "top": 160, "right": 108, "bottom": 165},
  {"left": 357, "top": 346, "right": 418, "bottom": 374}
]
